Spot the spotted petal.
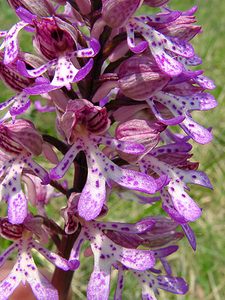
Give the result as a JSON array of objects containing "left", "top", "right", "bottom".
[
  {"left": 0, "top": 161, "right": 27, "bottom": 224},
  {"left": 78, "top": 151, "right": 106, "bottom": 221},
  {"left": 87, "top": 270, "right": 111, "bottom": 300},
  {"left": 4, "top": 21, "right": 29, "bottom": 64}
]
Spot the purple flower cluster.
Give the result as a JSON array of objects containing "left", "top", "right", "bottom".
[{"left": 0, "top": 0, "right": 216, "bottom": 299}]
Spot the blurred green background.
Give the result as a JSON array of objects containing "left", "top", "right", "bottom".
[{"left": 0, "top": 0, "right": 225, "bottom": 299}]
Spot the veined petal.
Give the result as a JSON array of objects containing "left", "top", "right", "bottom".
[{"left": 4, "top": 21, "right": 29, "bottom": 64}]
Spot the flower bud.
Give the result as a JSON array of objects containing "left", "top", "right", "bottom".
[
  {"left": 0, "top": 119, "right": 43, "bottom": 156},
  {"left": 118, "top": 55, "right": 170, "bottom": 100},
  {"left": 153, "top": 14, "right": 201, "bottom": 41},
  {"left": 116, "top": 119, "right": 165, "bottom": 152},
  {"left": 59, "top": 100, "right": 110, "bottom": 143},
  {"left": 0, "top": 218, "right": 24, "bottom": 240},
  {"left": 33, "top": 17, "right": 77, "bottom": 60},
  {"left": 102, "top": 0, "right": 143, "bottom": 28},
  {"left": 7, "top": 0, "right": 54, "bottom": 16},
  {"left": 0, "top": 53, "right": 34, "bottom": 92}
]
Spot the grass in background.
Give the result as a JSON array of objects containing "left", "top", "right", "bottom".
[{"left": 0, "top": 0, "right": 225, "bottom": 299}]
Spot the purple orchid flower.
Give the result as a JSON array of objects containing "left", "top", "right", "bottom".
[
  {"left": 1, "top": 7, "right": 100, "bottom": 93},
  {"left": 98, "top": 1, "right": 195, "bottom": 76},
  {"left": 0, "top": 119, "right": 49, "bottom": 224},
  {"left": 0, "top": 216, "right": 72, "bottom": 300},
  {"left": 67, "top": 210, "right": 179, "bottom": 300},
  {"left": 50, "top": 99, "right": 167, "bottom": 220}
]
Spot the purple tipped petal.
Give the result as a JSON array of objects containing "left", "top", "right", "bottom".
[
  {"left": 24, "top": 82, "right": 58, "bottom": 95},
  {"left": 73, "top": 58, "right": 94, "bottom": 82},
  {"left": 157, "top": 276, "right": 188, "bottom": 294},
  {"left": 126, "top": 26, "right": 148, "bottom": 53},
  {"left": 153, "top": 245, "right": 178, "bottom": 258},
  {"left": 181, "top": 223, "right": 196, "bottom": 250},
  {"left": 181, "top": 116, "right": 213, "bottom": 144},
  {"left": 25, "top": 158, "right": 50, "bottom": 185},
  {"left": 16, "top": 7, "right": 36, "bottom": 23},
  {"left": 194, "top": 75, "right": 216, "bottom": 90},
  {"left": 153, "top": 51, "right": 183, "bottom": 76},
  {"left": 168, "top": 182, "right": 202, "bottom": 222},
  {"left": 0, "top": 96, "right": 15, "bottom": 111}
]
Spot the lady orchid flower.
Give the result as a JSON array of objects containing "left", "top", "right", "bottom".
[
  {"left": 0, "top": 119, "right": 49, "bottom": 224},
  {"left": 63, "top": 194, "right": 182, "bottom": 300},
  {"left": 94, "top": 1, "right": 196, "bottom": 76},
  {"left": 0, "top": 216, "right": 72, "bottom": 300},
  {"left": 50, "top": 99, "right": 167, "bottom": 221},
  {"left": 1, "top": 7, "right": 100, "bottom": 94}
]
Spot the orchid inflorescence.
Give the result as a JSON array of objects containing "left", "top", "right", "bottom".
[{"left": 0, "top": 0, "right": 216, "bottom": 299}]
